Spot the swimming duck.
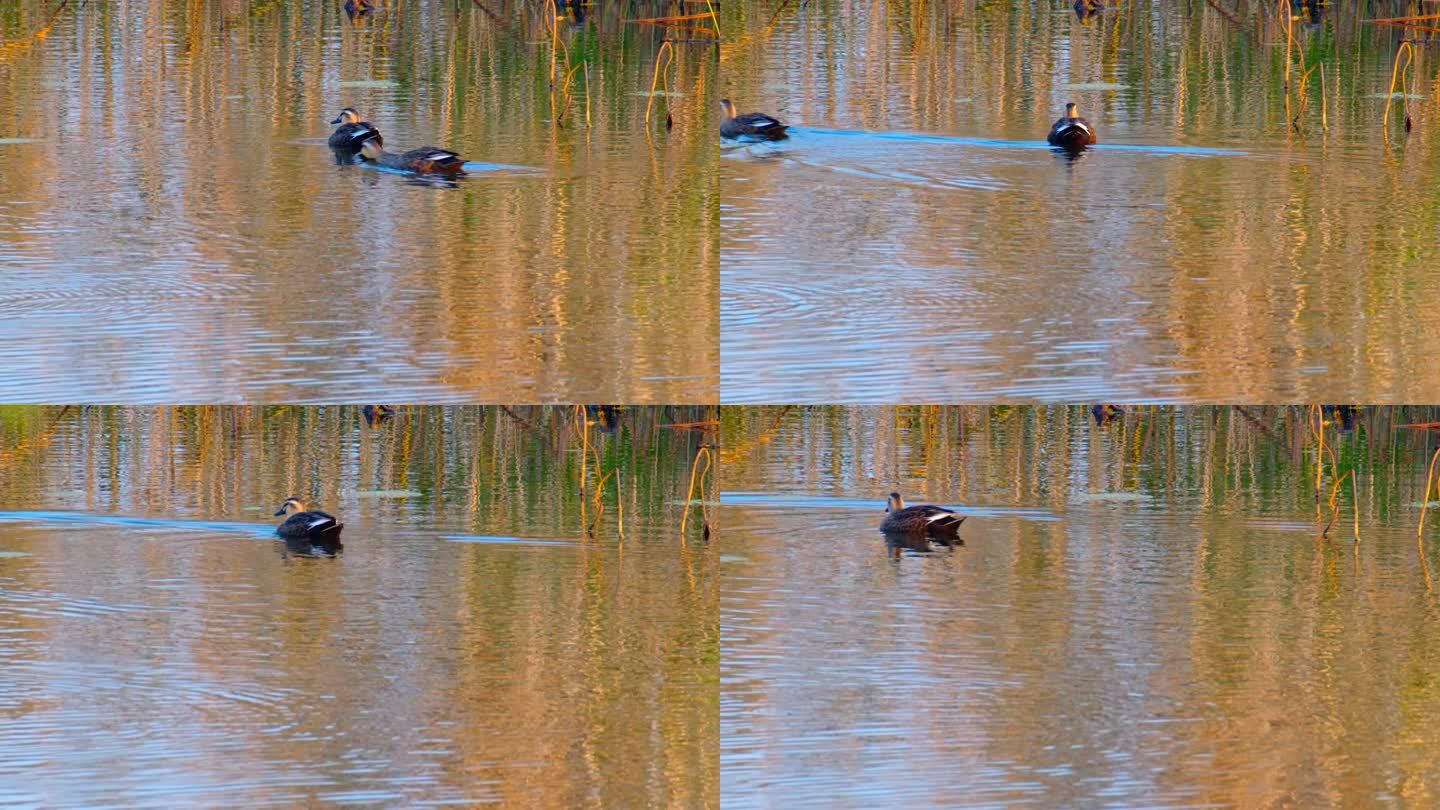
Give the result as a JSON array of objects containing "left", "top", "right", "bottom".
[
  {"left": 359, "top": 139, "right": 465, "bottom": 175},
  {"left": 880, "top": 492, "right": 965, "bottom": 535},
  {"left": 1091, "top": 403, "right": 1124, "bottom": 425},
  {"left": 274, "top": 497, "right": 344, "bottom": 541},
  {"left": 1047, "top": 102, "right": 1097, "bottom": 148},
  {"left": 362, "top": 404, "right": 395, "bottom": 425},
  {"left": 720, "top": 99, "right": 789, "bottom": 141},
  {"left": 1073, "top": 0, "right": 1102, "bottom": 21},
  {"left": 329, "top": 108, "right": 383, "bottom": 151},
  {"left": 343, "top": 0, "right": 370, "bottom": 20}
]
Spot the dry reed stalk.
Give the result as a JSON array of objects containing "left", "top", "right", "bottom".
[
  {"left": 615, "top": 467, "right": 624, "bottom": 542},
  {"left": 1281, "top": 0, "right": 1293, "bottom": 126},
  {"left": 645, "top": 41, "right": 676, "bottom": 125},
  {"left": 0, "top": 405, "right": 73, "bottom": 473},
  {"left": 680, "top": 444, "right": 713, "bottom": 543},
  {"left": 1319, "top": 470, "right": 1350, "bottom": 541},
  {"left": 0, "top": 0, "right": 71, "bottom": 65},
  {"left": 469, "top": 0, "right": 502, "bottom": 22},
  {"left": 1384, "top": 41, "right": 1415, "bottom": 138},
  {"left": 1417, "top": 446, "right": 1440, "bottom": 590},
  {"left": 720, "top": 405, "right": 794, "bottom": 464},
  {"left": 1320, "top": 60, "right": 1327, "bottom": 131},
  {"left": 1351, "top": 470, "right": 1361, "bottom": 545},
  {"left": 722, "top": 0, "right": 798, "bottom": 62},
  {"left": 498, "top": 405, "right": 536, "bottom": 431},
  {"left": 578, "top": 405, "right": 590, "bottom": 494}
]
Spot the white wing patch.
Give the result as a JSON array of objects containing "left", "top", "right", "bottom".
[
  {"left": 308, "top": 517, "right": 332, "bottom": 528},
  {"left": 926, "top": 511, "right": 955, "bottom": 523}
]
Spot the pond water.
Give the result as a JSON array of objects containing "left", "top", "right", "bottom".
[
  {"left": 0, "top": 1, "right": 717, "bottom": 403},
  {"left": 0, "top": 405, "right": 716, "bottom": 807},
  {"left": 722, "top": 405, "right": 1440, "bottom": 807},
  {"left": 720, "top": 1, "right": 1440, "bottom": 402}
]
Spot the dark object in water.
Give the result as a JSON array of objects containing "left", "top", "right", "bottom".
[
  {"left": 343, "top": 0, "right": 370, "bottom": 20},
  {"left": 1293, "top": 0, "right": 1323, "bottom": 27},
  {"left": 363, "top": 404, "right": 395, "bottom": 425},
  {"left": 360, "top": 139, "right": 465, "bottom": 176},
  {"left": 274, "top": 497, "right": 344, "bottom": 542},
  {"left": 1323, "top": 405, "right": 1359, "bottom": 433},
  {"left": 1073, "top": 0, "right": 1102, "bottom": 22},
  {"left": 281, "top": 533, "right": 344, "bottom": 558},
  {"left": 880, "top": 492, "right": 965, "bottom": 536},
  {"left": 1091, "top": 403, "right": 1124, "bottom": 426},
  {"left": 1048, "top": 101, "right": 1097, "bottom": 149},
  {"left": 886, "top": 531, "right": 963, "bottom": 559},
  {"left": 586, "top": 405, "right": 620, "bottom": 433},
  {"left": 720, "top": 99, "right": 789, "bottom": 141},
  {"left": 328, "top": 108, "right": 382, "bottom": 151}
]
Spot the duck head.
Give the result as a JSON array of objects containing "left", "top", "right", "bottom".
[
  {"left": 886, "top": 492, "right": 905, "bottom": 512},
  {"left": 330, "top": 107, "right": 361, "bottom": 125},
  {"left": 1065, "top": 101, "right": 1080, "bottom": 119},
  {"left": 720, "top": 99, "right": 737, "bottom": 119},
  {"left": 275, "top": 497, "right": 307, "bottom": 516}
]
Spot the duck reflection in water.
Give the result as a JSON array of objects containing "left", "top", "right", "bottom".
[
  {"left": 278, "top": 534, "right": 344, "bottom": 559},
  {"left": 884, "top": 531, "right": 964, "bottom": 560}
]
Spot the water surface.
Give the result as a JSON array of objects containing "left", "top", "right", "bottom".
[
  {"left": 720, "top": 2, "right": 1440, "bottom": 402},
  {"left": 722, "top": 405, "right": 1440, "bottom": 807},
  {"left": 0, "top": 405, "right": 716, "bottom": 807},
  {"left": 0, "top": 1, "right": 717, "bottom": 402}
]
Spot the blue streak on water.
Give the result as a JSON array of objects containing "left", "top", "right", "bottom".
[
  {"left": 736, "top": 126, "right": 1246, "bottom": 157},
  {"left": 442, "top": 534, "right": 579, "bottom": 547},
  {"left": 0, "top": 510, "right": 275, "bottom": 537},
  {"left": 721, "top": 491, "right": 1062, "bottom": 522},
  {"left": 361, "top": 161, "right": 542, "bottom": 176}
]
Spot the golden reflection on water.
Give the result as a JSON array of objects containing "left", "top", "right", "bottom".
[
  {"left": 0, "top": 405, "right": 717, "bottom": 807},
  {"left": 722, "top": 406, "right": 1440, "bottom": 807},
  {"left": 0, "top": 1, "right": 717, "bottom": 402},
  {"left": 720, "top": 1, "right": 1440, "bottom": 402}
]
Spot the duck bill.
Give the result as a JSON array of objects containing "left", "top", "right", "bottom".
[
  {"left": 329, "top": 117, "right": 342, "bottom": 124},
  {"left": 274, "top": 508, "right": 287, "bottom": 516}
]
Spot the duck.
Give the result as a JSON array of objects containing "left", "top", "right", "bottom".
[
  {"left": 274, "top": 497, "right": 344, "bottom": 542},
  {"left": 880, "top": 492, "right": 965, "bottom": 535},
  {"left": 359, "top": 138, "right": 465, "bottom": 175},
  {"left": 1073, "top": 0, "right": 1102, "bottom": 21},
  {"left": 328, "top": 108, "right": 383, "bottom": 151},
  {"left": 720, "top": 99, "right": 789, "bottom": 141},
  {"left": 362, "top": 404, "right": 395, "bottom": 425},
  {"left": 1091, "top": 403, "right": 1124, "bottom": 425},
  {"left": 343, "top": 0, "right": 370, "bottom": 20},
  {"left": 1047, "top": 102, "right": 1097, "bottom": 148}
]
